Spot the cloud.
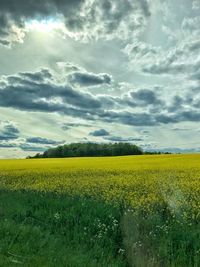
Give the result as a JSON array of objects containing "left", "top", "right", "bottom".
[
  {"left": 0, "top": 140, "right": 48, "bottom": 152},
  {"left": 126, "top": 89, "right": 164, "bottom": 107},
  {"left": 0, "top": 68, "right": 102, "bottom": 114},
  {"left": 58, "top": 61, "right": 113, "bottom": 87},
  {"left": 121, "top": 2, "right": 200, "bottom": 90},
  {"left": 140, "top": 16, "right": 200, "bottom": 81},
  {"left": 101, "top": 110, "right": 157, "bottom": 126},
  {"left": 104, "top": 136, "right": 143, "bottom": 142},
  {"left": 123, "top": 41, "right": 160, "bottom": 66},
  {"left": 0, "top": 121, "right": 52, "bottom": 152},
  {"left": 0, "top": 68, "right": 161, "bottom": 127},
  {"left": 0, "top": 121, "right": 20, "bottom": 141},
  {"left": 142, "top": 56, "right": 200, "bottom": 77},
  {"left": 172, "top": 127, "right": 191, "bottom": 132},
  {"left": 0, "top": 132, "right": 63, "bottom": 152},
  {"left": 19, "top": 143, "right": 47, "bottom": 152},
  {"left": 89, "top": 129, "right": 110, "bottom": 136},
  {"left": 192, "top": 1, "right": 200, "bottom": 10},
  {"left": 57, "top": 62, "right": 83, "bottom": 73},
  {"left": 174, "top": 110, "right": 200, "bottom": 122},
  {"left": 26, "top": 137, "right": 63, "bottom": 145},
  {"left": 62, "top": 122, "right": 90, "bottom": 130},
  {"left": 0, "top": 143, "right": 18, "bottom": 148},
  {"left": 1, "top": 66, "right": 200, "bottom": 128},
  {"left": 0, "top": 0, "right": 151, "bottom": 46},
  {"left": 140, "top": 129, "right": 149, "bottom": 133},
  {"left": 68, "top": 72, "right": 112, "bottom": 87},
  {"left": 190, "top": 68, "right": 200, "bottom": 81}
]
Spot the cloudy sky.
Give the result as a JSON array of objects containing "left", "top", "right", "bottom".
[{"left": 0, "top": 0, "right": 200, "bottom": 158}]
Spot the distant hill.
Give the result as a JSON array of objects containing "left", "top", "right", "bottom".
[{"left": 30, "top": 142, "right": 143, "bottom": 158}]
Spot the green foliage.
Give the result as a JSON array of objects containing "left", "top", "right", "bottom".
[
  {"left": 122, "top": 210, "right": 200, "bottom": 267},
  {"left": 32, "top": 142, "right": 143, "bottom": 158},
  {"left": 0, "top": 190, "right": 126, "bottom": 267},
  {"left": 1, "top": 190, "right": 199, "bottom": 267}
]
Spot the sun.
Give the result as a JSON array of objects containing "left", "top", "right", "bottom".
[{"left": 26, "top": 19, "right": 62, "bottom": 33}]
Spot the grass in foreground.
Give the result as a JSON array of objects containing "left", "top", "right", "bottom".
[
  {"left": 0, "top": 154, "right": 200, "bottom": 266},
  {"left": 0, "top": 190, "right": 126, "bottom": 267}
]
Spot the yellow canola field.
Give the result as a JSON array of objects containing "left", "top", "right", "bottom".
[{"left": 0, "top": 154, "right": 200, "bottom": 220}]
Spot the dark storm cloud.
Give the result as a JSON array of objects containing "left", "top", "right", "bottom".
[
  {"left": 26, "top": 137, "right": 63, "bottom": 145},
  {"left": 68, "top": 72, "right": 112, "bottom": 87},
  {"left": 0, "top": 0, "right": 151, "bottom": 45},
  {"left": 0, "top": 123, "right": 20, "bottom": 140},
  {"left": 89, "top": 129, "right": 110, "bottom": 136}
]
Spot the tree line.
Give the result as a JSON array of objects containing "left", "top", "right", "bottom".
[{"left": 30, "top": 142, "right": 143, "bottom": 158}]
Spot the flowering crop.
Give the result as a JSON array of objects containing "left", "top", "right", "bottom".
[{"left": 0, "top": 154, "right": 200, "bottom": 220}]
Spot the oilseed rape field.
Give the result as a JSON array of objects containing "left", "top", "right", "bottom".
[{"left": 0, "top": 154, "right": 200, "bottom": 266}]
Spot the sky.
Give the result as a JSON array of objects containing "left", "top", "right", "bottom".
[{"left": 0, "top": 0, "right": 200, "bottom": 158}]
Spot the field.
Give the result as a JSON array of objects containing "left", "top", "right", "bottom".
[{"left": 0, "top": 154, "right": 200, "bottom": 267}]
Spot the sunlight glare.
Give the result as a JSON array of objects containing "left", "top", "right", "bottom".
[{"left": 26, "top": 19, "right": 63, "bottom": 33}]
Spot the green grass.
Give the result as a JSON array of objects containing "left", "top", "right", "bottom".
[
  {"left": 122, "top": 210, "right": 200, "bottom": 267},
  {"left": 0, "top": 190, "right": 126, "bottom": 267},
  {"left": 1, "top": 190, "right": 200, "bottom": 267}
]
